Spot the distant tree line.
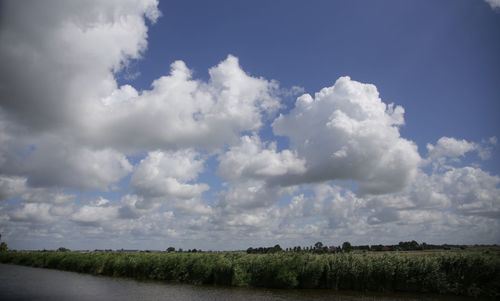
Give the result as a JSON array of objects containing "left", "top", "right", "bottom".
[
  {"left": 165, "top": 247, "right": 202, "bottom": 253},
  {"left": 246, "top": 240, "right": 471, "bottom": 254},
  {"left": 246, "top": 244, "right": 283, "bottom": 254},
  {"left": 247, "top": 241, "right": 346, "bottom": 254},
  {"left": 2, "top": 238, "right": 480, "bottom": 254}
]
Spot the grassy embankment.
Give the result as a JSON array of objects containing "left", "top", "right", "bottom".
[{"left": 0, "top": 251, "right": 499, "bottom": 297}]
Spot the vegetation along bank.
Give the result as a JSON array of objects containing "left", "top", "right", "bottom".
[{"left": 0, "top": 250, "right": 499, "bottom": 297}]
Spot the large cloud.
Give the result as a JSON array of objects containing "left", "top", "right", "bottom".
[
  {"left": 88, "top": 56, "right": 280, "bottom": 151},
  {"left": 0, "top": 0, "right": 160, "bottom": 131},
  {"left": 273, "top": 76, "right": 421, "bottom": 194},
  {"left": 0, "top": 0, "right": 158, "bottom": 192}
]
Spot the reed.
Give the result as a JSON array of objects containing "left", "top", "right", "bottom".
[{"left": 1, "top": 251, "right": 498, "bottom": 297}]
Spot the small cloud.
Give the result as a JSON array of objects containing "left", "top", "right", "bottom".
[
  {"left": 426, "top": 137, "right": 477, "bottom": 161},
  {"left": 425, "top": 136, "right": 497, "bottom": 165},
  {"left": 123, "top": 71, "right": 141, "bottom": 81},
  {"left": 279, "top": 85, "right": 305, "bottom": 97},
  {"left": 485, "top": 0, "right": 500, "bottom": 10},
  {"left": 477, "top": 136, "right": 498, "bottom": 160}
]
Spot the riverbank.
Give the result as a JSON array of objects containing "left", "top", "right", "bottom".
[
  {"left": 0, "top": 251, "right": 498, "bottom": 297},
  {"left": 1, "top": 263, "right": 481, "bottom": 301}
]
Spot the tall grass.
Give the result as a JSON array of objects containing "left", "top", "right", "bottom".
[{"left": 1, "top": 251, "right": 498, "bottom": 297}]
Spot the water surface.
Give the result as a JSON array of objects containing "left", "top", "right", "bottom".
[{"left": 0, "top": 264, "right": 481, "bottom": 301}]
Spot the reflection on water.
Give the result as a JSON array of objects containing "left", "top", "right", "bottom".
[{"left": 0, "top": 264, "right": 480, "bottom": 301}]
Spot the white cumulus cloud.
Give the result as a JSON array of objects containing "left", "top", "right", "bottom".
[
  {"left": 90, "top": 56, "right": 280, "bottom": 151},
  {"left": 218, "top": 135, "right": 306, "bottom": 181},
  {"left": 0, "top": 0, "right": 160, "bottom": 131},
  {"left": 427, "top": 137, "right": 477, "bottom": 160},
  {"left": 3, "top": 137, "right": 132, "bottom": 191},
  {"left": 485, "top": 0, "right": 500, "bottom": 10},
  {"left": 273, "top": 76, "right": 421, "bottom": 194},
  {"left": 425, "top": 136, "right": 497, "bottom": 167},
  {"left": 131, "top": 150, "right": 209, "bottom": 200},
  {"left": 10, "top": 203, "right": 56, "bottom": 224},
  {"left": 71, "top": 199, "right": 120, "bottom": 227}
]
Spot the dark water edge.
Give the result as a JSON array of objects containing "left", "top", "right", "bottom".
[{"left": 0, "top": 264, "right": 488, "bottom": 301}]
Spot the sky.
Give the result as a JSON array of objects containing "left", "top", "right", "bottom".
[{"left": 0, "top": 0, "right": 499, "bottom": 251}]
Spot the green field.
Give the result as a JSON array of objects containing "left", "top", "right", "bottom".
[{"left": 1, "top": 250, "right": 499, "bottom": 297}]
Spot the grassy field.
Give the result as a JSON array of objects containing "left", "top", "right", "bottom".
[{"left": 1, "top": 250, "right": 499, "bottom": 297}]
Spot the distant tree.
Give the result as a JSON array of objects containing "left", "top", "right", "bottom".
[
  {"left": 166, "top": 247, "right": 175, "bottom": 252},
  {"left": 398, "top": 240, "right": 420, "bottom": 251},
  {"left": 0, "top": 242, "right": 8, "bottom": 252},
  {"left": 247, "top": 245, "right": 285, "bottom": 254},
  {"left": 57, "top": 247, "right": 70, "bottom": 252},
  {"left": 314, "top": 241, "right": 323, "bottom": 250},
  {"left": 342, "top": 241, "right": 352, "bottom": 252}
]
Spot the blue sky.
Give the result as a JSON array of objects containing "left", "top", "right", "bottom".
[
  {"left": 129, "top": 0, "right": 500, "bottom": 172},
  {"left": 0, "top": 0, "right": 499, "bottom": 250}
]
